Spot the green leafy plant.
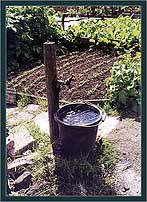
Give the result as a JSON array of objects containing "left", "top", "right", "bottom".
[
  {"left": 106, "top": 52, "right": 141, "bottom": 112},
  {"left": 66, "top": 16, "right": 141, "bottom": 53},
  {"left": 6, "top": 6, "right": 66, "bottom": 72},
  {"left": 17, "top": 89, "right": 31, "bottom": 110}
]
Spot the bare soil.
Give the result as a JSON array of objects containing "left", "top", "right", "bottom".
[
  {"left": 7, "top": 50, "right": 116, "bottom": 101},
  {"left": 108, "top": 114, "right": 141, "bottom": 196}
]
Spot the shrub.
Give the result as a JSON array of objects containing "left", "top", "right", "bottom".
[
  {"left": 106, "top": 52, "right": 141, "bottom": 112},
  {"left": 6, "top": 6, "right": 66, "bottom": 71}
]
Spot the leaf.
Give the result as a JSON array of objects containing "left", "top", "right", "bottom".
[
  {"left": 89, "top": 38, "right": 95, "bottom": 43},
  {"left": 118, "top": 91, "right": 127, "bottom": 105}
]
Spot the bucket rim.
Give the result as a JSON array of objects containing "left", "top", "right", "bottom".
[{"left": 54, "top": 102, "right": 103, "bottom": 128}]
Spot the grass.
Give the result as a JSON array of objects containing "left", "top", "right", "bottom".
[
  {"left": 10, "top": 110, "right": 117, "bottom": 195},
  {"left": 17, "top": 90, "right": 31, "bottom": 111},
  {"left": 25, "top": 128, "right": 117, "bottom": 195},
  {"left": 25, "top": 121, "right": 52, "bottom": 178},
  {"left": 36, "top": 98, "right": 48, "bottom": 112},
  {"left": 103, "top": 102, "right": 119, "bottom": 116}
]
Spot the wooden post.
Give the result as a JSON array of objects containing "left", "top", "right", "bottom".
[{"left": 43, "top": 42, "right": 59, "bottom": 146}]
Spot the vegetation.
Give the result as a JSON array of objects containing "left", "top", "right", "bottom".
[
  {"left": 17, "top": 90, "right": 31, "bottom": 110},
  {"left": 106, "top": 52, "right": 141, "bottom": 112},
  {"left": 26, "top": 123, "right": 117, "bottom": 195},
  {"left": 66, "top": 16, "right": 141, "bottom": 53},
  {"left": 7, "top": 6, "right": 141, "bottom": 72},
  {"left": 59, "top": 6, "right": 140, "bottom": 17},
  {"left": 6, "top": 6, "right": 66, "bottom": 71}
]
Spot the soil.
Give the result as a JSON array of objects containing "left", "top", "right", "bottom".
[
  {"left": 7, "top": 50, "right": 117, "bottom": 102},
  {"left": 108, "top": 114, "right": 141, "bottom": 196}
]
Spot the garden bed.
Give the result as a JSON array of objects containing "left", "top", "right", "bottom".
[{"left": 7, "top": 50, "right": 117, "bottom": 102}]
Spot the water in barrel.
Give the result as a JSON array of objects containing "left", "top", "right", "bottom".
[{"left": 60, "top": 105, "right": 101, "bottom": 126}]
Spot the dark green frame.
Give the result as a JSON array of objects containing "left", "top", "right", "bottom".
[{"left": 0, "top": 1, "right": 146, "bottom": 201}]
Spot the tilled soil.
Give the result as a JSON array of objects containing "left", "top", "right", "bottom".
[{"left": 7, "top": 50, "right": 117, "bottom": 101}]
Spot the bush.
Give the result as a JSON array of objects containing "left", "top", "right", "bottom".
[
  {"left": 6, "top": 6, "right": 66, "bottom": 71},
  {"left": 106, "top": 52, "right": 141, "bottom": 112}
]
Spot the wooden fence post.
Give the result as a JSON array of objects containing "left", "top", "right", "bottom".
[{"left": 43, "top": 41, "right": 59, "bottom": 146}]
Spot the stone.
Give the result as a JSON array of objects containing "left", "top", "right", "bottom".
[
  {"left": 8, "top": 112, "right": 35, "bottom": 127},
  {"left": 6, "top": 136, "right": 15, "bottom": 157},
  {"left": 13, "top": 171, "right": 32, "bottom": 189},
  {"left": 34, "top": 112, "right": 49, "bottom": 134},
  {"left": 7, "top": 152, "right": 39, "bottom": 173},
  {"left": 24, "top": 104, "right": 39, "bottom": 113},
  {"left": 6, "top": 107, "right": 18, "bottom": 116},
  {"left": 115, "top": 167, "right": 141, "bottom": 196},
  {"left": 8, "top": 158, "right": 33, "bottom": 173},
  {"left": 98, "top": 116, "right": 120, "bottom": 138},
  {"left": 9, "top": 125, "right": 35, "bottom": 155}
]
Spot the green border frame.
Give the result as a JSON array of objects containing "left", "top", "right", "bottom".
[{"left": 0, "top": 1, "right": 146, "bottom": 201}]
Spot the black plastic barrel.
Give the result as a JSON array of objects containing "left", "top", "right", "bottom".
[{"left": 54, "top": 102, "right": 103, "bottom": 158}]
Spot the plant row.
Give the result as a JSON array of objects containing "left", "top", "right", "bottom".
[
  {"left": 7, "top": 6, "right": 141, "bottom": 71},
  {"left": 66, "top": 15, "right": 141, "bottom": 53}
]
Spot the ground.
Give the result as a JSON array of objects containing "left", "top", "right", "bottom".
[
  {"left": 107, "top": 114, "right": 141, "bottom": 196},
  {"left": 6, "top": 50, "right": 141, "bottom": 197},
  {"left": 7, "top": 50, "right": 116, "bottom": 101},
  {"left": 7, "top": 105, "right": 141, "bottom": 196}
]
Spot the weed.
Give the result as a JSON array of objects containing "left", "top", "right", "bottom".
[
  {"left": 98, "top": 138, "right": 117, "bottom": 171},
  {"left": 26, "top": 121, "right": 52, "bottom": 178},
  {"left": 53, "top": 139, "right": 117, "bottom": 195},
  {"left": 103, "top": 102, "right": 119, "bottom": 116},
  {"left": 24, "top": 120, "right": 117, "bottom": 195},
  {"left": 36, "top": 98, "right": 48, "bottom": 112},
  {"left": 17, "top": 90, "right": 31, "bottom": 110}
]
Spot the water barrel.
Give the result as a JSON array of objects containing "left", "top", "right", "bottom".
[{"left": 54, "top": 102, "right": 104, "bottom": 158}]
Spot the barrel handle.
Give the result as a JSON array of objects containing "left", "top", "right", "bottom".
[{"left": 97, "top": 106, "right": 106, "bottom": 126}]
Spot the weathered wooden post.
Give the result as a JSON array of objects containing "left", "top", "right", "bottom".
[{"left": 43, "top": 41, "right": 59, "bottom": 149}]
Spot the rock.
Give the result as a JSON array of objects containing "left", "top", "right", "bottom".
[
  {"left": 98, "top": 116, "right": 120, "bottom": 138},
  {"left": 8, "top": 112, "right": 35, "bottom": 127},
  {"left": 6, "top": 136, "right": 15, "bottom": 155},
  {"left": 24, "top": 104, "right": 39, "bottom": 113},
  {"left": 34, "top": 112, "right": 49, "bottom": 134},
  {"left": 9, "top": 125, "right": 35, "bottom": 155},
  {"left": 7, "top": 152, "right": 39, "bottom": 173},
  {"left": 7, "top": 179, "right": 11, "bottom": 194},
  {"left": 6, "top": 107, "right": 18, "bottom": 116},
  {"left": 8, "top": 158, "right": 33, "bottom": 173},
  {"left": 13, "top": 171, "right": 32, "bottom": 190},
  {"left": 22, "top": 151, "right": 40, "bottom": 161}
]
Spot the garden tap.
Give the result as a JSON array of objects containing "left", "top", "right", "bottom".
[{"left": 56, "top": 76, "right": 73, "bottom": 90}]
